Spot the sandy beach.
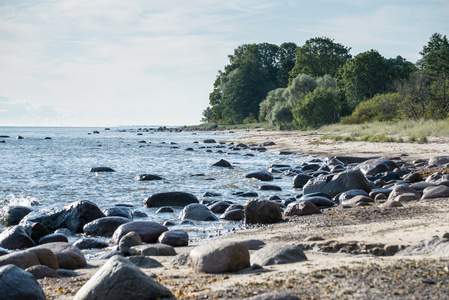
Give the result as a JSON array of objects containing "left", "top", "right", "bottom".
[{"left": 39, "top": 130, "right": 449, "bottom": 299}]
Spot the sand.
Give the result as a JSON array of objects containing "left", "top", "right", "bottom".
[{"left": 40, "top": 130, "right": 449, "bottom": 299}]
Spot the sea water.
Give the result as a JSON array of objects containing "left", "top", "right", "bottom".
[{"left": 0, "top": 127, "right": 315, "bottom": 253}]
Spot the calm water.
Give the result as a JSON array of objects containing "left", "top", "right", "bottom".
[{"left": 0, "top": 127, "right": 316, "bottom": 248}]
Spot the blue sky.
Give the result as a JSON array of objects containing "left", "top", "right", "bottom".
[{"left": 1, "top": 0, "right": 448, "bottom": 126}]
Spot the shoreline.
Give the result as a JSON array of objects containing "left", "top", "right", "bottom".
[{"left": 33, "top": 130, "right": 449, "bottom": 298}]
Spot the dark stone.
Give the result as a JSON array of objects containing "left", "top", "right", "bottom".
[
  {"left": 251, "top": 244, "right": 307, "bottom": 266},
  {"left": 73, "top": 238, "right": 108, "bottom": 250},
  {"left": 103, "top": 207, "right": 133, "bottom": 219},
  {"left": 259, "top": 185, "right": 282, "bottom": 191},
  {"left": 144, "top": 192, "right": 199, "bottom": 207},
  {"left": 212, "top": 159, "right": 233, "bottom": 168},
  {"left": 284, "top": 201, "right": 321, "bottom": 217},
  {"left": 89, "top": 167, "right": 115, "bottom": 172},
  {"left": 0, "top": 225, "right": 35, "bottom": 250},
  {"left": 83, "top": 216, "right": 130, "bottom": 237},
  {"left": 245, "top": 170, "right": 274, "bottom": 181},
  {"left": 118, "top": 231, "right": 142, "bottom": 255},
  {"left": 355, "top": 158, "right": 398, "bottom": 176},
  {"left": 203, "top": 139, "right": 217, "bottom": 143},
  {"left": 293, "top": 173, "right": 313, "bottom": 188},
  {"left": 134, "top": 174, "right": 163, "bottom": 181},
  {"left": 208, "top": 201, "right": 230, "bottom": 213},
  {"left": 20, "top": 200, "right": 105, "bottom": 233},
  {"left": 26, "top": 265, "right": 59, "bottom": 279},
  {"left": 156, "top": 207, "right": 174, "bottom": 213},
  {"left": 112, "top": 221, "right": 168, "bottom": 244},
  {"left": 244, "top": 199, "right": 282, "bottom": 225},
  {"left": 39, "top": 233, "right": 68, "bottom": 244},
  {"left": 220, "top": 209, "right": 244, "bottom": 221},
  {"left": 127, "top": 256, "right": 164, "bottom": 268},
  {"left": 33, "top": 242, "right": 86, "bottom": 269},
  {"left": 129, "top": 244, "right": 177, "bottom": 256},
  {"left": 0, "top": 206, "right": 33, "bottom": 226},
  {"left": 0, "top": 248, "right": 58, "bottom": 270},
  {"left": 0, "top": 264, "right": 46, "bottom": 299},
  {"left": 158, "top": 230, "right": 189, "bottom": 247},
  {"left": 238, "top": 192, "right": 259, "bottom": 197},
  {"left": 299, "top": 194, "right": 334, "bottom": 207}
]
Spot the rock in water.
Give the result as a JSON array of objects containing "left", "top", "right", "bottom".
[
  {"left": 74, "top": 255, "right": 173, "bottom": 300},
  {"left": 89, "top": 167, "right": 115, "bottom": 172},
  {"left": 189, "top": 241, "right": 250, "bottom": 273},
  {"left": 245, "top": 170, "right": 274, "bottom": 181},
  {"left": 112, "top": 221, "right": 168, "bottom": 244},
  {"left": 144, "top": 192, "right": 199, "bottom": 207},
  {"left": 0, "top": 264, "right": 46, "bottom": 300},
  {"left": 212, "top": 159, "right": 233, "bottom": 168},
  {"left": 179, "top": 203, "right": 218, "bottom": 221}
]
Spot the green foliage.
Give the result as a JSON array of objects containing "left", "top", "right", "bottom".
[
  {"left": 289, "top": 37, "right": 351, "bottom": 80},
  {"left": 292, "top": 87, "right": 341, "bottom": 129},
  {"left": 201, "top": 107, "right": 213, "bottom": 123}
]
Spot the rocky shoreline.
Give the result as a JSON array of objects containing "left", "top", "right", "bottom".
[{"left": 1, "top": 131, "right": 449, "bottom": 299}]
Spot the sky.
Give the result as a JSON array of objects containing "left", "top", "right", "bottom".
[{"left": 1, "top": 0, "right": 448, "bottom": 127}]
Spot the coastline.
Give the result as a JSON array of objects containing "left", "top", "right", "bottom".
[{"left": 38, "top": 129, "right": 449, "bottom": 299}]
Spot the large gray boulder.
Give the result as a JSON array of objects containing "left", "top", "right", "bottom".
[
  {"left": 293, "top": 173, "right": 313, "bottom": 189},
  {"left": 33, "top": 242, "right": 86, "bottom": 269},
  {"left": 83, "top": 216, "right": 130, "bottom": 237},
  {"left": 422, "top": 185, "right": 449, "bottom": 200},
  {"left": 428, "top": 156, "right": 449, "bottom": 166},
  {"left": 144, "top": 192, "right": 199, "bottom": 207},
  {"left": 129, "top": 244, "right": 176, "bottom": 256},
  {"left": 284, "top": 201, "right": 321, "bottom": 217},
  {"left": 245, "top": 170, "right": 274, "bottom": 181},
  {"left": 74, "top": 255, "right": 173, "bottom": 300},
  {"left": 244, "top": 199, "right": 282, "bottom": 225},
  {"left": 387, "top": 184, "right": 421, "bottom": 202},
  {"left": 354, "top": 158, "right": 398, "bottom": 176},
  {"left": 0, "top": 264, "right": 46, "bottom": 300},
  {"left": 251, "top": 244, "right": 307, "bottom": 266},
  {"left": 158, "top": 230, "right": 189, "bottom": 247},
  {"left": 189, "top": 241, "right": 250, "bottom": 273},
  {"left": 0, "top": 225, "right": 35, "bottom": 250},
  {"left": 20, "top": 200, "right": 105, "bottom": 233},
  {"left": 303, "top": 169, "right": 371, "bottom": 198},
  {"left": 119, "top": 231, "right": 142, "bottom": 255},
  {"left": 0, "top": 248, "right": 58, "bottom": 270},
  {"left": 179, "top": 203, "right": 218, "bottom": 221},
  {"left": 112, "top": 221, "right": 168, "bottom": 244}
]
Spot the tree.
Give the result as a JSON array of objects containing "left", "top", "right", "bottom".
[
  {"left": 201, "top": 107, "right": 213, "bottom": 123},
  {"left": 276, "top": 42, "right": 297, "bottom": 87},
  {"left": 289, "top": 37, "right": 351, "bottom": 80}
]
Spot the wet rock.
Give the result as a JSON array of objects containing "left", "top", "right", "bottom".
[
  {"left": 212, "top": 159, "right": 233, "bottom": 168},
  {"left": 112, "top": 221, "right": 168, "bottom": 244},
  {"left": 354, "top": 158, "right": 398, "bottom": 176},
  {"left": 298, "top": 193, "right": 334, "bottom": 207},
  {"left": 20, "top": 200, "right": 105, "bottom": 233},
  {"left": 0, "top": 264, "right": 46, "bottom": 300},
  {"left": 190, "top": 241, "right": 250, "bottom": 273},
  {"left": 134, "top": 174, "right": 163, "bottom": 181},
  {"left": 237, "top": 192, "right": 259, "bottom": 197},
  {"left": 293, "top": 173, "right": 313, "bottom": 188},
  {"left": 259, "top": 184, "right": 282, "bottom": 191},
  {"left": 83, "top": 216, "right": 130, "bottom": 237},
  {"left": 89, "top": 167, "right": 115, "bottom": 172},
  {"left": 303, "top": 169, "right": 371, "bottom": 198},
  {"left": 129, "top": 244, "right": 177, "bottom": 256},
  {"left": 208, "top": 201, "right": 230, "bottom": 213},
  {"left": 0, "top": 225, "right": 35, "bottom": 250},
  {"left": 73, "top": 238, "right": 108, "bottom": 250},
  {"left": 144, "top": 192, "right": 199, "bottom": 207},
  {"left": 284, "top": 201, "right": 321, "bottom": 217},
  {"left": 421, "top": 185, "right": 449, "bottom": 200},
  {"left": 0, "top": 206, "right": 33, "bottom": 226},
  {"left": 73, "top": 256, "right": 173, "bottom": 300},
  {"left": 158, "top": 230, "right": 189, "bottom": 247},
  {"left": 20, "top": 221, "right": 51, "bottom": 244},
  {"left": 179, "top": 203, "right": 218, "bottom": 221},
  {"left": 0, "top": 248, "right": 58, "bottom": 270},
  {"left": 26, "top": 265, "right": 59, "bottom": 279},
  {"left": 245, "top": 170, "right": 274, "bottom": 181},
  {"left": 203, "top": 139, "right": 217, "bottom": 144},
  {"left": 251, "top": 244, "right": 307, "bottom": 266},
  {"left": 156, "top": 206, "right": 174, "bottom": 213},
  {"left": 244, "top": 199, "right": 282, "bottom": 225},
  {"left": 39, "top": 233, "right": 68, "bottom": 244},
  {"left": 220, "top": 209, "right": 245, "bottom": 221},
  {"left": 118, "top": 231, "right": 142, "bottom": 255},
  {"left": 33, "top": 242, "right": 87, "bottom": 269}
]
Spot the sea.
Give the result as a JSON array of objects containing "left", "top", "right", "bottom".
[{"left": 0, "top": 126, "right": 315, "bottom": 256}]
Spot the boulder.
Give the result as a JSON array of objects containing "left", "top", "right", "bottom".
[
  {"left": 0, "top": 225, "right": 35, "bottom": 250},
  {"left": 134, "top": 174, "right": 163, "bottom": 181},
  {"left": 354, "top": 158, "right": 398, "bottom": 176},
  {"left": 212, "top": 159, "right": 233, "bottom": 168},
  {"left": 73, "top": 256, "right": 173, "bottom": 300},
  {"left": 208, "top": 201, "right": 230, "bottom": 213},
  {"left": 0, "top": 264, "right": 46, "bottom": 300},
  {"left": 73, "top": 238, "right": 108, "bottom": 250},
  {"left": 119, "top": 231, "right": 142, "bottom": 255},
  {"left": 251, "top": 244, "right": 307, "bottom": 266},
  {"left": 129, "top": 244, "right": 177, "bottom": 256},
  {"left": 33, "top": 242, "right": 87, "bottom": 269},
  {"left": 158, "top": 230, "right": 189, "bottom": 247},
  {"left": 244, "top": 199, "right": 282, "bottom": 225},
  {"left": 0, "top": 206, "right": 33, "bottom": 226},
  {"left": 112, "top": 221, "right": 168, "bottom": 244},
  {"left": 245, "top": 170, "right": 274, "bottom": 181},
  {"left": 428, "top": 156, "right": 449, "bottom": 166},
  {"left": 336, "top": 189, "right": 369, "bottom": 203},
  {"left": 283, "top": 201, "right": 321, "bottom": 217},
  {"left": 0, "top": 248, "right": 58, "bottom": 270},
  {"left": 179, "top": 203, "right": 218, "bottom": 221},
  {"left": 298, "top": 194, "right": 334, "bottom": 207},
  {"left": 190, "top": 241, "right": 250, "bottom": 273},
  {"left": 20, "top": 200, "right": 105, "bottom": 233},
  {"left": 293, "top": 173, "right": 313, "bottom": 189},
  {"left": 259, "top": 185, "right": 282, "bottom": 191},
  {"left": 144, "top": 192, "right": 199, "bottom": 207},
  {"left": 203, "top": 139, "right": 217, "bottom": 143},
  {"left": 387, "top": 185, "right": 421, "bottom": 202},
  {"left": 26, "top": 265, "right": 59, "bottom": 279},
  {"left": 341, "top": 195, "right": 374, "bottom": 205},
  {"left": 422, "top": 185, "right": 449, "bottom": 200},
  {"left": 303, "top": 169, "right": 371, "bottom": 198},
  {"left": 127, "top": 256, "right": 164, "bottom": 269},
  {"left": 220, "top": 209, "right": 245, "bottom": 221},
  {"left": 83, "top": 216, "right": 130, "bottom": 237},
  {"left": 89, "top": 167, "right": 115, "bottom": 172},
  {"left": 155, "top": 207, "right": 174, "bottom": 213},
  {"left": 103, "top": 207, "right": 133, "bottom": 219},
  {"left": 20, "top": 221, "right": 51, "bottom": 244},
  {"left": 39, "top": 233, "right": 68, "bottom": 244}
]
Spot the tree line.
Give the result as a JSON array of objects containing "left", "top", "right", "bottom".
[{"left": 202, "top": 33, "right": 449, "bottom": 129}]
